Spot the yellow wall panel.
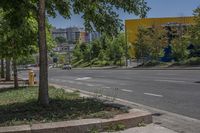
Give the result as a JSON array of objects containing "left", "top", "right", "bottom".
[{"left": 125, "top": 16, "right": 195, "bottom": 58}]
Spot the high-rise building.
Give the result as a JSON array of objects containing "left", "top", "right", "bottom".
[
  {"left": 52, "top": 27, "right": 101, "bottom": 44},
  {"left": 52, "top": 27, "right": 85, "bottom": 44}
]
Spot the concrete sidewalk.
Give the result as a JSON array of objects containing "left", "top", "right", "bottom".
[{"left": 103, "top": 124, "right": 178, "bottom": 133}]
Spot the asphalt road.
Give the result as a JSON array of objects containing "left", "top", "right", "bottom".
[{"left": 20, "top": 68, "right": 200, "bottom": 120}]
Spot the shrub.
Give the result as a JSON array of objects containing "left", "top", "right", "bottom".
[
  {"left": 184, "top": 57, "right": 200, "bottom": 66},
  {"left": 144, "top": 60, "right": 160, "bottom": 67}
]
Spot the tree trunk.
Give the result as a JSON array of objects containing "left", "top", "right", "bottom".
[
  {"left": 1, "top": 59, "right": 5, "bottom": 79},
  {"left": 38, "top": 0, "right": 49, "bottom": 106},
  {"left": 5, "top": 59, "right": 11, "bottom": 81},
  {"left": 13, "top": 59, "right": 18, "bottom": 89}
]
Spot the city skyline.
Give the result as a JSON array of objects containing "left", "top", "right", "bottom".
[{"left": 49, "top": 0, "right": 200, "bottom": 28}]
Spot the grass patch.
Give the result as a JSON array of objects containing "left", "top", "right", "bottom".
[
  {"left": 88, "top": 123, "right": 126, "bottom": 133},
  {"left": 103, "top": 123, "right": 126, "bottom": 132},
  {"left": 0, "top": 87, "right": 123, "bottom": 127}
]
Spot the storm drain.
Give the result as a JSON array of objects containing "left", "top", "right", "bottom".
[{"left": 152, "top": 113, "right": 163, "bottom": 117}]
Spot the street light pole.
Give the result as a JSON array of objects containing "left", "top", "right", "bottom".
[
  {"left": 125, "top": 24, "right": 128, "bottom": 68},
  {"left": 89, "top": 33, "right": 92, "bottom": 68}
]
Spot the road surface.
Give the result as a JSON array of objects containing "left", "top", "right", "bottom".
[{"left": 43, "top": 69, "right": 200, "bottom": 120}]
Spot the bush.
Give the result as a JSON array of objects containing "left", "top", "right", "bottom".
[
  {"left": 72, "top": 59, "right": 84, "bottom": 67},
  {"left": 184, "top": 57, "right": 200, "bottom": 66},
  {"left": 144, "top": 60, "right": 160, "bottom": 67},
  {"left": 93, "top": 60, "right": 109, "bottom": 66}
]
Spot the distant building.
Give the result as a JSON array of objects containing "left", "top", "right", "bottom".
[
  {"left": 52, "top": 27, "right": 85, "bottom": 44},
  {"left": 88, "top": 32, "right": 101, "bottom": 42},
  {"left": 52, "top": 26, "right": 101, "bottom": 61},
  {"left": 52, "top": 43, "right": 74, "bottom": 53},
  {"left": 52, "top": 27, "right": 100, "bottom": 44}
]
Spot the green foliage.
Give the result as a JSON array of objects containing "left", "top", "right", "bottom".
[
  {"left": 170, "top": 7, "right": 200, "bottom": 61},
  {"left": 188, "top": 7, "right": 200, "bottom": 57},
  {"left": 171, "top": 37, "right": 189, "bottom": 61},
  {"left": 17, "top": 56, "right": 36, "bottom": 66},
  {"left": 0, "top": 11, "right": 38, "bottom": 59},
  {"left": 55, "top": 36, "right": 67, "bottom": 44},
  {"left": 184, "top": 57, "right": 200, "bottom": 66},
  {"left": 0, "top": 9, "right": 54, "bottom": 62},
  {"left": 111, "top": 34, "right": 126, "bottom": 63},
  {"left": 134, "top": 26, "right": 168, "bottom": 61},
  {"left": 73, "top": 33, "right": 127, "bottom": 67},
  {"left": 46, "top": 24, "right": 56, "bottom": 52},
  {"left": 104, "top": 123, "right": 126, "bottom": 132},
  {"left": 0, "top": 0, "right": 149, "bottom": 36},
  {"left": 0, "top": 0, "right": 150, "bottom": 104},
  {"left": 134, "top": 27, "right": 151, "bottom": 60},
  {"left": 58, "top": 54, "right": 66, "bottom": 64},
  {"left": 143, "top": 60, "right": 161, "bottom": 67},
  {"left": 148, "top": 26, "right": 168, "bottom": 60}
]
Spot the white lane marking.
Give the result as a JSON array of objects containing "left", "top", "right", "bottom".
[
  {"left": 144, "top": 93, "right": 163, "bottom": 97},
  {"left": 156, "top": 73, "right": 177, "bottom": 76},
  {"left": 155, "top": 79, "right": 185, "bottom": 83},
  {"left": 121, "top": 89, "right": 133, "bottom": 93},
  {"left": 86, "top": 84, "right": 96, "bottom": 87},
  {"left": 76, "top": 77, "right": 92, "bottom": 81},
  {"left": 104, "top": 87, "right": 111, "bottom": 89}
]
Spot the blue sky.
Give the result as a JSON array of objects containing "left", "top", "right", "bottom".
[{"left": 49, "top": 0, "right": 200, "bottom": 28}]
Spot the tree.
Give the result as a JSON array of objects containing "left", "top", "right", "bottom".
[
  {"left": 17, "top": 56, "right": 36, "bottom": 66},
  {"left": 189, "top": 7, "right": 200, "bottom": 57},
  {"left": 139, "top": 0, "right": 151, "bottom": 18},
  {"left": 0, "top": 8, "right": 38, "bottom": 88},
  {"left": 1, "top": 0, "right": 149, "bottom": 106},
  {"left": 73, "top": 44, "right": 83, "bottom": 61},
  {"left": 58, "top": 54, "right": 66, "bottom": 64},
  {"left": 38, "top": 0, "right": 49, "bottom": 105},
  {"left": 148, "top": 26, "right": 168, "bottom": 60},
  {"left": 134, "top": 26, "right": 168, "bottom": 62},
  {"left": 0, "top": 59, "right": 4, "bottom": 78},
  {"left": 55, "top": 36, "right": 67, "bottom": 44},
  {"left": 134, "top": 27, "right": 151, "bottom": 62},
  {"left": 171, "top": 36, "right": 189, "bottom": 61},
  {"left": 5, "top": 59, "right": 11, "bottom": 81},
  {"left": 91, "top": 40, "right": 102, "bottom": 58},
  {"left": 111, "top": 34, "right": 126, "bottom": 65}
]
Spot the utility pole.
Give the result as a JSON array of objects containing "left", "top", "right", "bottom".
[
  {"left": 89, "top": 33, "right": 92, "bottom": 68},
  {"left": 125, "top": 24, "right": 128, "bottom": 68}
]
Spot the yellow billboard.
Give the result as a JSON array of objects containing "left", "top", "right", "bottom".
[{"left": 125, "top": 16, "right": 195, "bottom": 58}]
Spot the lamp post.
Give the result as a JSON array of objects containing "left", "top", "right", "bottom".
[{"left": 125, "top": 24, "right": 128, "bottom": 68}]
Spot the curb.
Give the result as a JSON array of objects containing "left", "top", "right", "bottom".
[
  {"left": 0, "top": 109, "right": 152, "bottom": 133},
  {"left": 50, "top": 84, "right": 200, "bottom": 133},
  {"left": 69, "top": 67, "right": 200, "bottom": 70}
]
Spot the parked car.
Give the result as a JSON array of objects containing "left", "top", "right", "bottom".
[{"left": 62, "top": 64, "right": 72, "bottom": 70}]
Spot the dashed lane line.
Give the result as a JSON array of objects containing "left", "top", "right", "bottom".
[
  {"left": 144, "top": 93, "right": 163, "bottom": 97},
  {"left": 121, "top": 89, "right": 133, "bottom": 93}
]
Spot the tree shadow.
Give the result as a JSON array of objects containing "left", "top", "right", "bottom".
[
  {"left": 0, "top": 87, "right": 27, "bottom": 93},
  {"left": 0, "top": 98, "right": 113, "bottom": 127}
]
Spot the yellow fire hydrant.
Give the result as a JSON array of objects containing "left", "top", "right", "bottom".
[{"left": 29, "top": 70, "right": 35, "bottom": 86}]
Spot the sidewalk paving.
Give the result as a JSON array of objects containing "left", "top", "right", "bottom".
[{"left": 103, "top": 124, "right": 178, "bottom": 133}]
